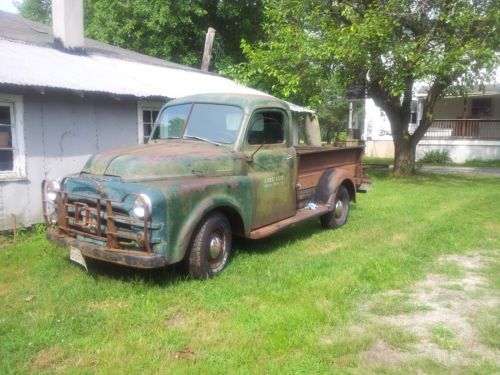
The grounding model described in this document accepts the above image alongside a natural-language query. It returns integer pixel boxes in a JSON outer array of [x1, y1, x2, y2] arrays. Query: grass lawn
[[363, 156, 500, 169], [1, 171, 499, 374]]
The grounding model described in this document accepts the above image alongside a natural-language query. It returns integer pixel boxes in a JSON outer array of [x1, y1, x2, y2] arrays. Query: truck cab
[[44, 93, 369, 278]]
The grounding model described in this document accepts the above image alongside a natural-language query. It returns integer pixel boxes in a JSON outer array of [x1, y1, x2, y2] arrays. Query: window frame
[[137, 101, 165, 144], [244, 109, 287, 147], [470, 97, 492, 118], [0, 93, 25, 180]]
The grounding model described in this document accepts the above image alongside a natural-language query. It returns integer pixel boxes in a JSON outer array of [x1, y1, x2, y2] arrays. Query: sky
[[0, 0, 18, 13]]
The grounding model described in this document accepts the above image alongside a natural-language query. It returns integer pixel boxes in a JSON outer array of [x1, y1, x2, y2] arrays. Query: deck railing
[[422, 119, 500, 140]]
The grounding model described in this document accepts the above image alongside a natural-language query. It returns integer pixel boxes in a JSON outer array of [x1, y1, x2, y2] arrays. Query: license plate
[[70, 246, 88, 271]]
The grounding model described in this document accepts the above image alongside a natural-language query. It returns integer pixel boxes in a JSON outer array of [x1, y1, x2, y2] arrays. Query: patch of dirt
[[88, 300, 128, 311], [391, 233, 407, 244], [360, 339, 410, 366], [29, 347, 64, 372], [309, 243, 343, 255], [165, 314, 185, 327], [359, 251, 500, 368]]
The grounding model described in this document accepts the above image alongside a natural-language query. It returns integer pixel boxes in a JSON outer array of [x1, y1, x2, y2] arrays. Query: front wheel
[[187, 212, 232, 279], [320, 185, 350, 229]]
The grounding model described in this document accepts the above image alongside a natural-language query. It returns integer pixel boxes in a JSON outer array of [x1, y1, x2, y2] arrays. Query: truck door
[[244, 109, 297, 228]]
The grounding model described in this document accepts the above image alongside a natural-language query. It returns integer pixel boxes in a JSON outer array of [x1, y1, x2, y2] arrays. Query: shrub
[[418, 149, 453, 164]]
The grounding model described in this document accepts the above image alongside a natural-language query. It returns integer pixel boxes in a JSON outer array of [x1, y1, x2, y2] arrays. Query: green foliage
[[17, 0, 264, 69], [419, 150, 453, 164], [232, 0, 499, 174], [15, 0, 50, 24]]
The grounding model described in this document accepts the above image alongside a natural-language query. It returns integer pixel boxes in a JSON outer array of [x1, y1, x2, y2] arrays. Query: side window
[[247, 111, 285, 145], [0, 104, 14, 172], [0, 94, 25, 179]]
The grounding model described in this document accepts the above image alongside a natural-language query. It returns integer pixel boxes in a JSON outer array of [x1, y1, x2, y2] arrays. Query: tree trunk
[[304, 114, 322, 146], [393, 135, 416, 176]]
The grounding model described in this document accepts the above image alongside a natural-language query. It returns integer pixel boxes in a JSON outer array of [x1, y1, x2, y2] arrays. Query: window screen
[[0, 105, 13, 171], [471, 98, 492, 117], [248, 111, 285, 145]]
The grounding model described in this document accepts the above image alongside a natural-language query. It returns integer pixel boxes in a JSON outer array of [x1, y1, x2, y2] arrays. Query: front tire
[[188, 212, 232, 279], [320, 185, 350, 229]]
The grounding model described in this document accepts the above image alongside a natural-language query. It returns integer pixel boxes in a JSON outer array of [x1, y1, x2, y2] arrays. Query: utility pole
[[201, 27, 216, 71]]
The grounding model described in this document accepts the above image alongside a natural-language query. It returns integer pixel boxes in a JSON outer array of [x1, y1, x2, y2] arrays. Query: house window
[[0, 105, 14, 171], [142, 109, 159, 143], [410, 100, 417, 124], [137, 101, 165, 144], [0, 94, 25, 179], [471, 98, 492, 117]]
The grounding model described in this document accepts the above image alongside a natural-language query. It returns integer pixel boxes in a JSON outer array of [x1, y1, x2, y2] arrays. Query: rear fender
[[314, 168, 356, 205]]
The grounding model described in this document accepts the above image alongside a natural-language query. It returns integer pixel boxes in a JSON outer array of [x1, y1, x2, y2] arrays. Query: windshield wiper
[[183, 135, 221, 147]]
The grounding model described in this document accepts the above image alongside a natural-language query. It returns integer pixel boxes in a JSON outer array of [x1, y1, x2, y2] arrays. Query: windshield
[[151, 103, 243, 144]]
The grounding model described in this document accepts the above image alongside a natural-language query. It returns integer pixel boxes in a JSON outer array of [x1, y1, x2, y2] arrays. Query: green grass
[[363, 157, 500, 168], [363, 157, 394, 165], [462, 159, 500, 168], [430, 326, 460, 350], [369, 294, 431, 316], [1, 172, 500, 374]]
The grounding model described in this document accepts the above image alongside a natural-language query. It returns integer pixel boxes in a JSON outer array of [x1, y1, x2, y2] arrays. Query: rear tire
[[188, 212, 232, 279], [320, 185, 350, 229]]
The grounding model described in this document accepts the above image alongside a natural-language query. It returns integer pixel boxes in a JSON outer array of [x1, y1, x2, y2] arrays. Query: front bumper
[[47, 228, 167, 269]]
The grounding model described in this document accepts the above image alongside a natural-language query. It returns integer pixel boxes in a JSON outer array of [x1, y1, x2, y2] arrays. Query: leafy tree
[[231, 0, 498, 175], [15, 0, 50, 24], [17, 0, 264, 69]]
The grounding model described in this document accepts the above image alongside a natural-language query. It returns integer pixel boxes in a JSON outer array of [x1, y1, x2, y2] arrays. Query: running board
[[248, 204, 332, 240]]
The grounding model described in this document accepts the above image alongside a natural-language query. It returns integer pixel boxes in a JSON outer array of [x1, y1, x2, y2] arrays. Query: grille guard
[[42, 175, 153, 255]]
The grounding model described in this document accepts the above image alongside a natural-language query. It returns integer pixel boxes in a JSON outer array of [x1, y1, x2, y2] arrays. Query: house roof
[[0, 11, 312, 113], [414, 65, 500, 98]]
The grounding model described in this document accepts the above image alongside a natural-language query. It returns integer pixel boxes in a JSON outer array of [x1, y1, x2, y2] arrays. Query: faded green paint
[[47, 93, 364, 268], [57, 93, 293, 265]]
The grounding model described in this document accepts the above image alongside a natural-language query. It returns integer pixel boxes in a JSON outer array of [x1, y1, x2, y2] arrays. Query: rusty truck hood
[[82, 140, 245, 181]]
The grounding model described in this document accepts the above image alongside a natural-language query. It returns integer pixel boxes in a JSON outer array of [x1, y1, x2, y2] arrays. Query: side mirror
[[246, 143, 266, 163]]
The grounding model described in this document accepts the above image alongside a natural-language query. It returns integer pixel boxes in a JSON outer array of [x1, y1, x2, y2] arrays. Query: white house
[[0, 4, 309, 231], [363, 67, 500, 162]]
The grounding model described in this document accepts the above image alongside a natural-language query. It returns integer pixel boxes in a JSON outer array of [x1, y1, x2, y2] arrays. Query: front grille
[[43, 177, 158, 254]]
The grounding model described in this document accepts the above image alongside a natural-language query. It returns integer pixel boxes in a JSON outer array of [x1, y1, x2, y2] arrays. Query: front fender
[[172, 195, 249, 263]]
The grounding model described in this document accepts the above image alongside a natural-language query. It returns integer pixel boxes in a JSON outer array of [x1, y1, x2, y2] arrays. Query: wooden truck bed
[[295, 146, 364, 209]]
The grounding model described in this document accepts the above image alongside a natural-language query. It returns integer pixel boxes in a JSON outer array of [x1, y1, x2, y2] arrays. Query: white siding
[[0, 91, 140, 230]]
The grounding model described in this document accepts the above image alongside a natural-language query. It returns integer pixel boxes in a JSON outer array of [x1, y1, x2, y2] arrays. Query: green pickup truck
[[43, 93, 370, 278]]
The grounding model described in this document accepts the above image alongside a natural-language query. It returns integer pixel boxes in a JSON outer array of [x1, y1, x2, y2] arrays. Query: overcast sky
[[0, 0, 18, 13]]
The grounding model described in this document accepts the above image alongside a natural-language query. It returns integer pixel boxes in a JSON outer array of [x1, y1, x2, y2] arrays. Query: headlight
[[132, 194, 152, 218], [46, 180, 60, 202]]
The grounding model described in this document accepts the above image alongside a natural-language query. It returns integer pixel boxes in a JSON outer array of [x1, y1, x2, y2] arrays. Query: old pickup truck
[[43, 93, 369, 278]]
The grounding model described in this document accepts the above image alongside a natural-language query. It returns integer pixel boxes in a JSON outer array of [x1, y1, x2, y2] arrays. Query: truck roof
[[165, 93, 292, 114]]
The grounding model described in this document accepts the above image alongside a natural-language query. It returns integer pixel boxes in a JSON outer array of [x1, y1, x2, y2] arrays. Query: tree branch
[[411, 78, 450, 144]]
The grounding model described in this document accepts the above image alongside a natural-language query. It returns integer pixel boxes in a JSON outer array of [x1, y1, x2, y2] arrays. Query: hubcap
[[334, 200, 343, 218], [209, 232, 224, 260]]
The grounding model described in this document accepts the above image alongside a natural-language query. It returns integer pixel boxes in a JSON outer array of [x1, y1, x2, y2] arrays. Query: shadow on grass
[[81, 257, 186, 286], [234, 217, 329, 255], [80, 216, 331, 286]]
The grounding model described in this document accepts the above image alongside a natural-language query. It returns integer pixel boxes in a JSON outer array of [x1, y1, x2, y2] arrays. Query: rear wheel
[[320, 185, 350, 229], [188, 212, 232, 279]]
